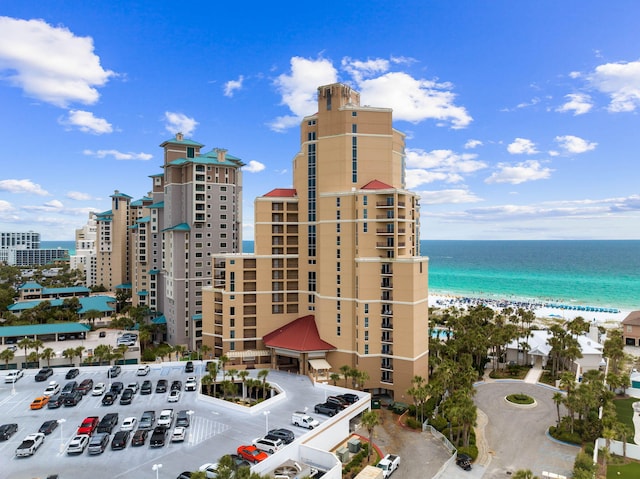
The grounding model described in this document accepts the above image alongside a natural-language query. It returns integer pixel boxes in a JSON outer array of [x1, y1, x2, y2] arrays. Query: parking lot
[[0, 364, 349, 479]]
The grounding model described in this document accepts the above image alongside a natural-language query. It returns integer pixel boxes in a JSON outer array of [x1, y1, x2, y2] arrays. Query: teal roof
[[148, 269, 160, 275], [131, 196, 152, 207], [115, 283, 132, 290], [162, 223, 190, 232], [111, 192, 132, 199], [160, 136, 204, 147], [192, 313, 202, 321], [8, 295, 115, 314], [149, 173, 163, 178], [137, 291, 148, 296], [151, 315, 166, 324], [42, 286, 90, 295], [167, 155, 244, 168], [0, 323, 91, 338], [19, 282, 43, 290], [137, 216, 151, 223], [149, 201, 164, 209]]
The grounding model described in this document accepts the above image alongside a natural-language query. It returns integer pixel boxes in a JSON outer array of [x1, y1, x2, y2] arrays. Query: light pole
[[57, 418, 66, 453], [263, 410, 271, 435], [11, 374, 16, 396], [187, 410, 195, 444], [152, 463, 163, 479]]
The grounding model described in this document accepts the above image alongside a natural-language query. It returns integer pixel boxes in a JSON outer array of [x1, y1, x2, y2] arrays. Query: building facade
[[70, 212, 98, 286], [203, 83, 429, 397], [0, 231, 68, 266]]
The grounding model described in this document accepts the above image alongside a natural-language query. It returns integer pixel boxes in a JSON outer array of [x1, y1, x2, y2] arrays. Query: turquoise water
[[50, 240, 639, 311]]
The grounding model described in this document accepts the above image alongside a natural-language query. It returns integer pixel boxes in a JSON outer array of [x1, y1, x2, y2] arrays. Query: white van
[[291, 412, 319, 429]]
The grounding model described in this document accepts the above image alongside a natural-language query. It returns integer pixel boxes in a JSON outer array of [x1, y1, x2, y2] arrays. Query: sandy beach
[[429, 293, 632, 328]]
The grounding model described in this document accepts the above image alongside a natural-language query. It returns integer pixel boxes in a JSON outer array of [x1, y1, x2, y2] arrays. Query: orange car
[[30, 396, 50, 410]]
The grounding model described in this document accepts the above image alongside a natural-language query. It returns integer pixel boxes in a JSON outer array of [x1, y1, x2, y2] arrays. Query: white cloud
[[357, 71, 472, 128], [587, 60, 640, 112], [0, 16, 115, 107], [243, 160, 266, 173], [485, 160, 553, 184], [406, 169, 462, 189], [83, 149, 153, 161], [341, 57, 390, 83], [269, 57, 338, 132], [464, 139, 483, 149], [63, 110, 113, 134], [556, 93, 593, 115], [0, 179, 49, 196], [0, 200, 14, 212], [507, 138, 538, 155], [404, 148, 487, 189], [417, 189, 483, 205], [164, 111, 198, 136], [66, 191, 95, 201], [224, 75, 244, 97], [555, 135, 597, 154]]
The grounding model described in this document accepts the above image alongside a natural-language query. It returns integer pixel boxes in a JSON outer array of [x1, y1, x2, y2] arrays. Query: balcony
[[381, 320, 393, 329]]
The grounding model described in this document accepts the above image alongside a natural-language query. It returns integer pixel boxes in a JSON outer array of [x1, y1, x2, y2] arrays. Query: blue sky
[[1, 1, 639, 240]]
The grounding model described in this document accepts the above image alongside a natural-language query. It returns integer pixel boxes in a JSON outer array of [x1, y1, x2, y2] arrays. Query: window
[[187, 147, 195, 158], [352, 111, 357, 117], [363, 223, 368, 233], [352, 124, 357, 133], [364, 344, 369, 355], [220, 196, 227, 201], [336, 198, 340, 207], [364, 317, 369, 328], [336, 326, 341, 336]]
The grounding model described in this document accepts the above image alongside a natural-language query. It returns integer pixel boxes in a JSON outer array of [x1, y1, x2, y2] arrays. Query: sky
[[0, 1, 639, 241]]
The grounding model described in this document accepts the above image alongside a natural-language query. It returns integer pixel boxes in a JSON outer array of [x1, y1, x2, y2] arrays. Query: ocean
[[45, 240, 640, 312]]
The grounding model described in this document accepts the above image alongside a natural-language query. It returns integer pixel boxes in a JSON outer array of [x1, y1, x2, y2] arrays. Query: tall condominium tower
[[203, 83, 429, 398], [70, 212, 98, 286]]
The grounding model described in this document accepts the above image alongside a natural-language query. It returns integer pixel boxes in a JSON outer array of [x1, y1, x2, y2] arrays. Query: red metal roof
[[263, 315, 336, 352], [263, 188, 297, 197], [361, 179, 393, 190]]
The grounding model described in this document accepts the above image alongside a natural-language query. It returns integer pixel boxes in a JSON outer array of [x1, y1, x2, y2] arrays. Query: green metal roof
[[7, 295, 116, 314], [149, 201, 164, 209], [137, 216, 151, 223], [111, 192, 133, 199], [137, 291, 148, 296], [162, 223, 190, 232], [160, 136, 204, 147], [192, 313, 202, 321], [0, 323, 91, 338], [115, 283, 132, 290], [42, 286, 90, 295], [167, 155, 244, 168], [151, 315, 166, 324], [131, 196, 152, 207], [148, 269, 160, 275], [19, 282, 43, 290]]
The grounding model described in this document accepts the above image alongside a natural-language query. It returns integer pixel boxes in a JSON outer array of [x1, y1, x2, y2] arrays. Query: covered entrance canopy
[[262, 315, 335, 376]]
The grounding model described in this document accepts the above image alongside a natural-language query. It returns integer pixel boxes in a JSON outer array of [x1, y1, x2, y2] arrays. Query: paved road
[[474, 381, 579, 478]]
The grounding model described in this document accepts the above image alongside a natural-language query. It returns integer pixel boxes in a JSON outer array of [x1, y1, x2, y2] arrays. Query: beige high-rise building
[[203, 83, 429, 398]]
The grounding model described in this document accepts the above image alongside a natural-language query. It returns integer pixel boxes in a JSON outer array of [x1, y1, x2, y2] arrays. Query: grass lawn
[[607, 461, 640, 478], [613, 397, 638, 444]]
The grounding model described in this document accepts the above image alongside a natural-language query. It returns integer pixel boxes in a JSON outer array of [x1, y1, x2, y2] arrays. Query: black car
[[314, 402, 341, 416], [131, 429, 148, 446], [62, 381, 78, 395], [155, 379, 168, 393], [63, 391, 82, 407], [171, 380, 182, 391], [139, 410, 156, 430], [456, 453, 472, 471], [99, 330, 106, 338], [177, 473, 192, 479], [267, 428, 295, 444], [35, 367, 54, 382], [119, 388, 134, 405], [101, 392, 117, 406], [111, 430, 130, 450], [77, 378, 94, 395], [185, 361, 194, 373], [140, 380, 153, 395], [65, 368, 79, 379], [225, 454, 252, 469], [108, 365, 121, 378], [326, 395, 348, 409], [88, 432, 110, 454], [110, 381, 124, 394], [96, 413, 119, 434], [150, 426, 167, 447], [47, 394, 64, 409], [0, 423, 18, 440], [338, 393, 360, 404], [38, 420, 58, 435]]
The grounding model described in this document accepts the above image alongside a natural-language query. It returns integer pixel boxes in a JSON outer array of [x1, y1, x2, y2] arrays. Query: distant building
[[70, 212, 98, 286], [622, 310, 640, 346], [0, 231, 68, 266]]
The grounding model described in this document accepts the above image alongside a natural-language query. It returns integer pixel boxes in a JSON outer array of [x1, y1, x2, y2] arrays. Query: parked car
[[157, 409, 174, 428], [61, 381, 78, 395], [267, 428, 295, 444], [16, 433, 45, 457], [108, 365, 121, 378], [77, 416, 99, 436], [225, 454, 252, 469], [199, 463, 220, 479], [155, 379, 168, 393], [237, 445, 268, 464], [338, 393, 360, 404], [92, 382, 106, 396], [171, 426, 186, 443], [101, 392, 117, 406], [141, 380, 153, 395], [252, 435, 283, 454], [126, 381, 140, 394], [185, 376, 197, 392], [111, 430, 130, 450], [121, 417, 137, 431], [119, 388, 134, 405], [110, 381, 124, 395], [376, 454, 401, 478], [96, 413, 119, 434], [291, 411, 319, 429], [137, 365, 150, 376], [139, 410, 156, 430], [63, 391, 82, 407], [185, 361, 194, 373], [99, 330, 106, 338], [38, 420, 58, 435], [131, 429, 148, 446], [326, 395, 349, 409], [171, 380, 182, 391], [77, 378, 94, 395], [0, 423, 18, 440], [43, 381, 60, 397], [66, 434, 90, 455], [65, 368, 79, 379], [30, 396, 50, 410], [456, 453, 472, 471], [47, 394, 64, 409], [150, 426, 168, 447], [176, 410, 190, 427], [168, 389, 181, 402], [314, 402, 341, 416], [35, 368, 53, 382], [88, 432, 110, 455], [4, 370, 24, 383]]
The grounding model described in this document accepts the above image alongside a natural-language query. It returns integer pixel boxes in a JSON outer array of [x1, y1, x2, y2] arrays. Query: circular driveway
[[475, 381, 579, 478]]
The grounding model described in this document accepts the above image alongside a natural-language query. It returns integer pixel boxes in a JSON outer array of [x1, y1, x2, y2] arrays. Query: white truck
[[15, 433, 45, 457], [355, 465, 384, 479], [376, 454, 400, 478], [291, 411, 320, 429]]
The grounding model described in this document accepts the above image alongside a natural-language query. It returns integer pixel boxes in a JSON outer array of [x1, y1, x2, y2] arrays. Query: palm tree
[[84, 309, 103, 326], [201, 373, 213, 395], [62, 347, 76, 365], [219, 354, 229, 378], [18, 337, 33, 360], [200, 344, 212, 361], [340, 364, 351, 387], [40, 347, 55, 367], [552, 392, 564, 427], [94, 344, 112, 365], [31, 339, 44, 358], [361, 410, 380, 461], [0, 348, 15, 369], [27, 351, 40, 366], [74, 346, 85, 365], [330, 373, 340, 386], [238, 370, 249, 399], [173, 344, 186, 361], [258, 369, 269, 398], [512, 470, 538, 479]]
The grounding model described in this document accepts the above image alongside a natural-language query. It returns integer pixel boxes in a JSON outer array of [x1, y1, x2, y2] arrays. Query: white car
[[126, 382, 140, 394], [121, 417, 137, 431], [199, 463, 220, 479], [252, 435, 283, 454], [66, 434, 90, 455], [43, 381, 60, 397], [92, 382, 106, 396], [157, 409, 174, 428], [136, 365, 150, 376], [185, 376, 197, 391], [4, 369, 24, 383], [171, 426, 186, 443], [168, 389, 181, 402]]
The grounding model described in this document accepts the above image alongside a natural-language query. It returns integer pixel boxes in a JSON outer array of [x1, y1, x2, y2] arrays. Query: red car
[[77, 416, 99, 435], [237, 444, 268, 464]]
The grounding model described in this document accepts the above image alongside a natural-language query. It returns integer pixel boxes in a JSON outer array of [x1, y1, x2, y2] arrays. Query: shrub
[[142, 349, 156, 362], [405, 417, 422, 429], [457, 445, 478, 460], [429, 416, 448, 432], [506, 393, 534, 405], [549, 426, 582, 445], [573, 451, 596, 473]]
